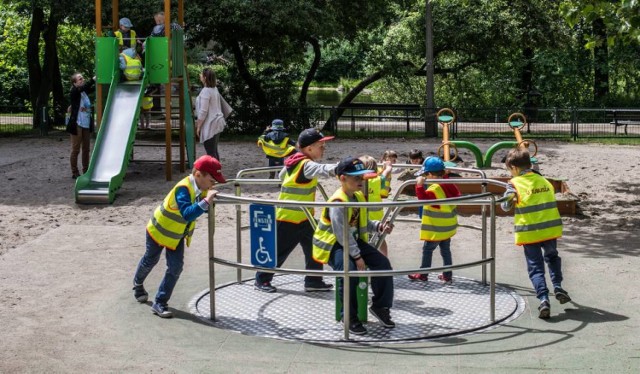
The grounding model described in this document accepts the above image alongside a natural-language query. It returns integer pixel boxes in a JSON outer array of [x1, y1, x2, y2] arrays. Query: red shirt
[[415, 175, 461, 209]]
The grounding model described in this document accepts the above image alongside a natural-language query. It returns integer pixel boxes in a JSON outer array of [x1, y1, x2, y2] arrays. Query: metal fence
[[0, 107, 37, 135], [2, 105, 640, 139]]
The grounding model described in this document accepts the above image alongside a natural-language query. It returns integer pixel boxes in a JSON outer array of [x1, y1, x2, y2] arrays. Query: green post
[[40, 107, 47, 136], [335, 277, 369, 322]]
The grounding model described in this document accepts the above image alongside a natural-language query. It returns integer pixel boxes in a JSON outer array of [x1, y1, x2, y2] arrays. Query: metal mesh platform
[[189, 274, 525, 344]]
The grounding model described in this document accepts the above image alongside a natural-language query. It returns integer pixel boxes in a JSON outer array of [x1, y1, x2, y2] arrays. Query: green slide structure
[[75, 34, 194, 203]]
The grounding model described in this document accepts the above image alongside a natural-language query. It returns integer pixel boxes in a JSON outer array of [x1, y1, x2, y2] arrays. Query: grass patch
[[573, 137, 640, 145]]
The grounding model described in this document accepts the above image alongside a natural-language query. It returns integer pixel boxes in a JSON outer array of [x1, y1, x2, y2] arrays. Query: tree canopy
[[2, 0, 640, 131]]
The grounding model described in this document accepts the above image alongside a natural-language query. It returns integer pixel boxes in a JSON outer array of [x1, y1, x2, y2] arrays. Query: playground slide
[[75, 77, 147, 204]]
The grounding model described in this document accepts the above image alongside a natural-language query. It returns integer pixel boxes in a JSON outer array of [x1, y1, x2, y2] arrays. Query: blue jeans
[[421, 238, 452, 278], [329, 240, 393, 321], [133, 232, 185, 306], [523, 239, 563, 300]]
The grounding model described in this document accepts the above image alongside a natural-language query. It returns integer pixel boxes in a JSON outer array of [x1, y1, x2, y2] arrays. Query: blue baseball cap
[[415, 156, 445, 176], [271, 119, 284, 130]]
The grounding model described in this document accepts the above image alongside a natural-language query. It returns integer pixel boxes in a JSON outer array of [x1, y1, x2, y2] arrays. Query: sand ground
[[0, 135, 638, 372]]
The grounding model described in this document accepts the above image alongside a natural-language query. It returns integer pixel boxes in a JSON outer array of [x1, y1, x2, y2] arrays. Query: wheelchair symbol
[[254, 237, 273, 265]]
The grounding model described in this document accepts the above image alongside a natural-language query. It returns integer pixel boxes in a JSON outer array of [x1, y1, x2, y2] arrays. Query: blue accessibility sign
[[249, 204, 277, 268]]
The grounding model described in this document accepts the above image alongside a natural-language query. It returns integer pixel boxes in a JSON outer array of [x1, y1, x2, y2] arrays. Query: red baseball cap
[[194, 155, 227, 183]]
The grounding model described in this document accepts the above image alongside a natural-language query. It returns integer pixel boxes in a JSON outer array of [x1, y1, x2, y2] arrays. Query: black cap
[[297, 128, 334, 149], [335, 157, 374, 176]]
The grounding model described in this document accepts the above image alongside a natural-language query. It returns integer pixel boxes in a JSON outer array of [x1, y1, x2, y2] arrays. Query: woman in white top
[[195, 68, 232, 160]]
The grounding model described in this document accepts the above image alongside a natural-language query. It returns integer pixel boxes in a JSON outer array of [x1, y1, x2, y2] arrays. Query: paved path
[[0, 219, 637, 373]]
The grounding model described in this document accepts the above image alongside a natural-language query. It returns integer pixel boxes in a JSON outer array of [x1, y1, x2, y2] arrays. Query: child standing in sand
[[501, 148, 571, 319]]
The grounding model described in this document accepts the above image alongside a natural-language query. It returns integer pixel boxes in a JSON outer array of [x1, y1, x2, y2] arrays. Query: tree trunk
[[52, 46, 66, 127], [322, 70, 385, 131], [229, 38, 269, 109], [520, 47, 534, 102], [27, 7, 44, 129], [592, 18, 609, 104], [34, 13, 59, 131], [299, 37, 321, 106]]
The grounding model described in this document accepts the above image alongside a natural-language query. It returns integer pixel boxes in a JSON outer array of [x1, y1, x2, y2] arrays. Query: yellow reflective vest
[[121, 53, 142, 81], [365, 176, 384, 221], [141, 96, 153, 110], [378, 166, 391, 198], [276, 158, 317, 223], [146, 176, 206, 249], [115, 29, 137, 49], [510, 172, 562, 245], [420, 184, 458, 241], [257, 135, 295, 158], [312, 189, 369, 264]]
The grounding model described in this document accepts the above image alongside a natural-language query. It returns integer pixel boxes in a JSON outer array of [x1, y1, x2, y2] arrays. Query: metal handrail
[[208, 168, 505, 340]]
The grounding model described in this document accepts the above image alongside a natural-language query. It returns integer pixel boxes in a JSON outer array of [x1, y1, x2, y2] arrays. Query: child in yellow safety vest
[[408, 156, 461, 284], [139, 85, 158, 129], [115, 17, 138, 51], [379, 149, 398, 198], [119, 47, 142, 81], [256, 119, 296, 178], [132, 155, 226, 318], [254, 128, 336, 293], [501, 148, 571, 319], [312, 156, 395, 335], [358, 155, 392, 256]]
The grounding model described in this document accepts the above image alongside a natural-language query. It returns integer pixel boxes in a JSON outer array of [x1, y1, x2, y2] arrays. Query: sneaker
[[369, 306, 396, 328], [348, 320, 367, 335], [554, 287, 571, 304], [304, 281, 334, 292], [438, 274, 453, 284], [151, 303, 173, 318], [254, 281, 277, 293], [133, 284, 148, 303], [538, 300, 551, 319], [408, 273, 428, 281]]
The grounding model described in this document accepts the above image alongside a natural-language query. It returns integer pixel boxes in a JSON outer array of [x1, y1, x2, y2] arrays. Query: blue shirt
[[175, 175, 210, 222], [77, 92, 91, 129]]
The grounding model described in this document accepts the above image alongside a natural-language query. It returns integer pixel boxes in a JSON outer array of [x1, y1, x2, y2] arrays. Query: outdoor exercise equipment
[[439, 111, 538, 168], [435, 108, 459, 168], [76, 0, 196, 203], [197, 166, 517, 342]]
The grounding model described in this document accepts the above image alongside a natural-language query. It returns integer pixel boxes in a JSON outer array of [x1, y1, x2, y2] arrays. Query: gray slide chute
[[75, 80, 146, 203]]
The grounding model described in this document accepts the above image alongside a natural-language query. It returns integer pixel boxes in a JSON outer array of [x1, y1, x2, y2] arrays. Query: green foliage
[[0, 6, 31, 107], [57, 22, 96, 85], [3, 0, 640, 118], [366, 0, 635, 108], [0, 3, 94, 109], [561, 0, 640, 47], [185, 0, 391, 110], [312, 39, 368, 82]]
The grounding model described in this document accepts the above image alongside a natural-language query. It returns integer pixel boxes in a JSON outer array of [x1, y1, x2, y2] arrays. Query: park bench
[[339, 103, 423, 131], [607, 109, 640, 135]]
